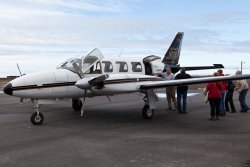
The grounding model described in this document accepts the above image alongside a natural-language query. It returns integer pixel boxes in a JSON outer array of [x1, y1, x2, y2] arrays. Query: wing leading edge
[[140, 74, 250, 89]]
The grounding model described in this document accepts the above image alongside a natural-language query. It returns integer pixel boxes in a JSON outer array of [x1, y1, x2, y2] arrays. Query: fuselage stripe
[[12, 78, 163, 91], [12, 82, 76, 91]]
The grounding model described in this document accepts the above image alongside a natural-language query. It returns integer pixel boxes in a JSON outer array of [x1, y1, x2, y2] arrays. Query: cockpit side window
[[131, 62, 142, 72], [102, 61, 113, 73], [58, 58, 82, 73], [116, 61, 128, 72], [58, 48, 104, 75]]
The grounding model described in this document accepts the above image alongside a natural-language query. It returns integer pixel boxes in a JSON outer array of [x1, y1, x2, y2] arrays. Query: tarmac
[[0, 83, 250, 167]]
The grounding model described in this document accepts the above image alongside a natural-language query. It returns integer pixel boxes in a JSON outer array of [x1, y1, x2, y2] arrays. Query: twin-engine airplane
[[3, 32, 250, 125]]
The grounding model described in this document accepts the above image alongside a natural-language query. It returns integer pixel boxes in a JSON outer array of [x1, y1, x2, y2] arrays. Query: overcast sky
[[0, 0, 250, 77]]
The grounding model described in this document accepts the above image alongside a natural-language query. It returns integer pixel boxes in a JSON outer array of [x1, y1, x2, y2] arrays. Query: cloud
[[0, 0, 250, 76]]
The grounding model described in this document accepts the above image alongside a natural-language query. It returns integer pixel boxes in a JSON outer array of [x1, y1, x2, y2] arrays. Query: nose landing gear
[[30, 112, 44, 125], [30, 99, 44, 125]]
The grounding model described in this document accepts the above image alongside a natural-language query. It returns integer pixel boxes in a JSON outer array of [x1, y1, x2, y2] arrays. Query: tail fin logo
[[162, 32, 184, 65]]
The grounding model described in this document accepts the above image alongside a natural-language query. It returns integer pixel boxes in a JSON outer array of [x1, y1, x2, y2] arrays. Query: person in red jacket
[[206, 72, 222, 120]]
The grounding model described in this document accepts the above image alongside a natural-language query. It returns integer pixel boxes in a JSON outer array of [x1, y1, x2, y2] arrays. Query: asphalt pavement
[[0, 85, 250, 167]]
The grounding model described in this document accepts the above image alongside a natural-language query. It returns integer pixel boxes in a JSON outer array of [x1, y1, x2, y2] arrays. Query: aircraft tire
[[72, 99, 82, 111], [142, 105, 154, 119], [30, 112, 44, 125]]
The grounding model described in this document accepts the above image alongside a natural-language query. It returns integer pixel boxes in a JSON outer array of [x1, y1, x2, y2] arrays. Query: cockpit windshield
[[58, 48, 104, 74], [57, 58, 82, 73]]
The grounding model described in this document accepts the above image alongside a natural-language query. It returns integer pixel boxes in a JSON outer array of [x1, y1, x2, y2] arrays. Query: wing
[[140, 74, 250, 89]]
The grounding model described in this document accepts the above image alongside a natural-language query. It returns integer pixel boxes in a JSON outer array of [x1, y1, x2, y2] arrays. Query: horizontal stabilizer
[[170, 64, 224, 74]]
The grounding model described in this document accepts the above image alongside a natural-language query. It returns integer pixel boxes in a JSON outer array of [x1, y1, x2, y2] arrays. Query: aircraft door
[[143, 55, 161, 75], [81, 48, 104, 74]]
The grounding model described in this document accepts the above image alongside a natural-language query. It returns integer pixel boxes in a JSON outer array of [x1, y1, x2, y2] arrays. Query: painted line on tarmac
[[0, 91, 3, 94]]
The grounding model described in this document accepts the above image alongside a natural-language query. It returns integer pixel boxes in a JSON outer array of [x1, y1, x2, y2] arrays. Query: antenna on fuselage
[[16, 63, 23, 76], [118, 49, 124, 57]]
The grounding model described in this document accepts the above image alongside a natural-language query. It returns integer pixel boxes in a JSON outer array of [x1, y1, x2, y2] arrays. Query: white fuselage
[[8, 56, 164, 99]]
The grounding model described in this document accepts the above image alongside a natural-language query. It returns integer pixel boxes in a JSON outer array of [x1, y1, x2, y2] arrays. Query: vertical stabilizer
[[162, 32, 184, 65]]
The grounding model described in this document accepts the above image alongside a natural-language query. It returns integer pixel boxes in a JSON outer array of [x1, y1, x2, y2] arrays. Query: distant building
[[6, 76, 19, 79]]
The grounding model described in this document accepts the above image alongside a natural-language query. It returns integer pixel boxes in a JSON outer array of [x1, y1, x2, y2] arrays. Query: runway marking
[[156, 93, 200, 98], [0, 91, 3, 94]]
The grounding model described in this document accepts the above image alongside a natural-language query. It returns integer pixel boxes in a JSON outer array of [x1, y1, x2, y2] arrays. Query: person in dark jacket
[[217, 69, 227, 116], [225, 80, 236, 113], [174, 68, 191, 114]]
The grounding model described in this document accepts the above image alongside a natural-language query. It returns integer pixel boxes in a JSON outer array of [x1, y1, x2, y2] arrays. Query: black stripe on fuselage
[[12, 78, 163, 91], [12, 82, 76, 91]]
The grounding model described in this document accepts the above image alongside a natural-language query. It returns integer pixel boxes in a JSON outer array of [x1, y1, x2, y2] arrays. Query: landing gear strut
[[30, 100, 44, 125], [142, 89, 156, 119]]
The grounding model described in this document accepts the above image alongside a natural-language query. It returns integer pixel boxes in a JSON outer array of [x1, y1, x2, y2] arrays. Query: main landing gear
[[72, 98, 86, 117], [29, 98, 86, 125], [30, 99, 44, 125], [142, 105, 154, 119], [72, 99, 82, 111], [142, 89, 156, 119]]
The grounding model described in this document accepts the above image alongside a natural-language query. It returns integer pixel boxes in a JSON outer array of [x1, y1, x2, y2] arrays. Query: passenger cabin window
[[131, 62, 142, 72], [116, 61, 128, 72], [102, 61, 113, 72]]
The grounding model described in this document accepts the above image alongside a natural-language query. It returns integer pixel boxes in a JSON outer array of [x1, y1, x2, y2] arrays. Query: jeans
[[219, 90, 226, 113], [225, 91, 236, 112], [177, 90, 187, 113], [239, 89, 249, 112]]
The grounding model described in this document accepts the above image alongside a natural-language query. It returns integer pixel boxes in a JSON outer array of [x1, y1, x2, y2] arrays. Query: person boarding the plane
[[174, 68, 191, 114], [162, 67, 177, 111]]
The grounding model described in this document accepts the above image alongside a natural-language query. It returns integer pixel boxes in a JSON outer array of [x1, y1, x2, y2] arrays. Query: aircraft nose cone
[[3, 83, 13, 96]]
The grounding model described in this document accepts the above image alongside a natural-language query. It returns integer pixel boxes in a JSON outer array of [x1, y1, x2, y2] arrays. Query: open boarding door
[[143, 55, 161, 76], [81, 48, 104, 75]]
